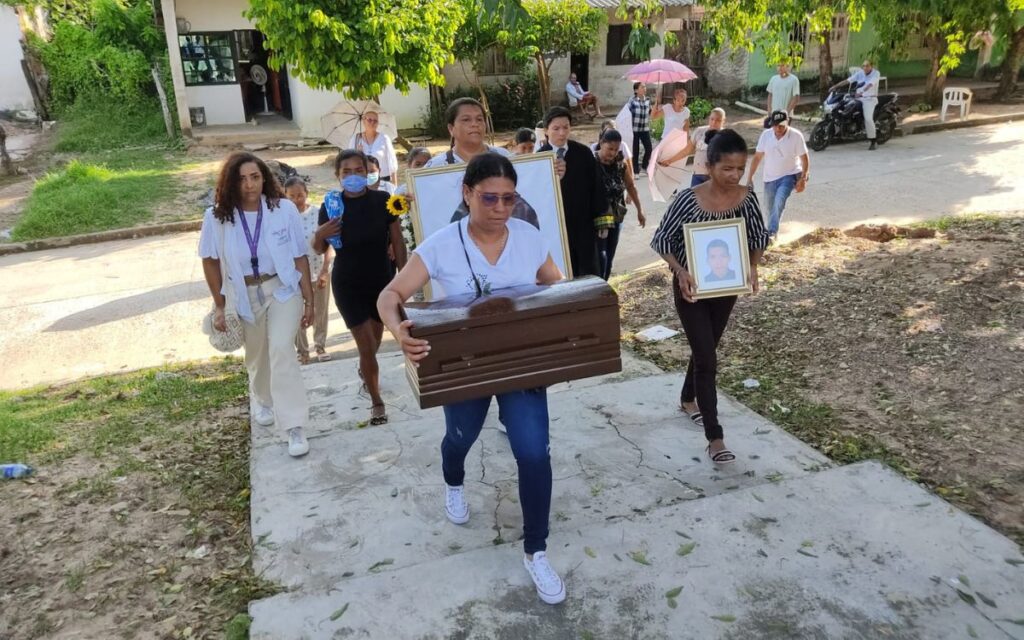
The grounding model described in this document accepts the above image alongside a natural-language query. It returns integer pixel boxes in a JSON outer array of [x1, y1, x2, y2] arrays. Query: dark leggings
[[672, 276, 737, 441], [632, 131, 652, 173], [597, 223, 622, 280]]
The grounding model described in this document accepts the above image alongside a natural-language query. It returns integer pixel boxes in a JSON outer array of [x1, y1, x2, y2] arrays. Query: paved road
[[2, 121, 1022, 389]]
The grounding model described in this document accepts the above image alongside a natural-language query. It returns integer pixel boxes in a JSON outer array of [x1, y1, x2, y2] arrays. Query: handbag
[[202, 219, 245, 352]]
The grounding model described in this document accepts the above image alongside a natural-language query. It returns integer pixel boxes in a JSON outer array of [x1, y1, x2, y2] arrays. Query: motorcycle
[[809, 82, 901, 152]]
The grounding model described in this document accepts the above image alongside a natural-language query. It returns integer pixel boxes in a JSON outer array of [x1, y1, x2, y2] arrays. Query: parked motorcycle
[[809, 82, 900, 152]]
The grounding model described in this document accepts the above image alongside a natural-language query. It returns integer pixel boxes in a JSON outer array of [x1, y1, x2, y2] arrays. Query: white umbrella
[[648, 128, 689, 203], [320, 99, 398, 149]]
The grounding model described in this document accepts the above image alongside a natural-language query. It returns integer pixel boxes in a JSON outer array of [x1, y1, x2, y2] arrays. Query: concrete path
[[2, 122, 1023, 389], [247, 351, 1024, 639]]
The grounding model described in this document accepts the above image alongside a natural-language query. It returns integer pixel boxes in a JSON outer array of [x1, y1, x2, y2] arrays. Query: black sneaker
[[869, 139, 877, 150]]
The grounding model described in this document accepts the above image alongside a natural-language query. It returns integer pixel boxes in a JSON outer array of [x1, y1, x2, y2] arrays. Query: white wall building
[[161, 0, 429, 139], [0, 5, 35, 113]]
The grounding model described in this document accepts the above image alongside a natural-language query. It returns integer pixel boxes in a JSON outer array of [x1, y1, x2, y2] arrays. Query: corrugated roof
[[586, 0, 693, 8]]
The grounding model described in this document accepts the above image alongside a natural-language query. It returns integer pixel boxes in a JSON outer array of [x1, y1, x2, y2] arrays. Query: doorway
[[570, 53, 590, 90], [235, 30, 293, 122]]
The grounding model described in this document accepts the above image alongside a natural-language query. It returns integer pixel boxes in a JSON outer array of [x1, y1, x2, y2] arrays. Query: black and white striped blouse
[[650, 188, 770, 270]]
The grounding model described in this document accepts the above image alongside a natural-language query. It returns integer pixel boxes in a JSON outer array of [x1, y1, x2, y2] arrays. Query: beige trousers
[[295, 283, 330, 354], [243, 277, 308, 431]]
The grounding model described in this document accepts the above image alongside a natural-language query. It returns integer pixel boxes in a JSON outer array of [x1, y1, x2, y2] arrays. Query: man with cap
[[746, 110, 809, 239]]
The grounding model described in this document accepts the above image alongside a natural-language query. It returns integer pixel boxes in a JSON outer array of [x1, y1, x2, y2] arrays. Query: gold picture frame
[[683, 217, 753, 300], [405, 151, 573, 300]]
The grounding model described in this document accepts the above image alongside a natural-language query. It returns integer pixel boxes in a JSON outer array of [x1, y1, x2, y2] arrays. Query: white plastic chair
[[940, 87, 973, 122]]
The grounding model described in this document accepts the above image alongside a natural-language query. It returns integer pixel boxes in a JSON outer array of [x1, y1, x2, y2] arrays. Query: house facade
[[160, 0, 430, 138]]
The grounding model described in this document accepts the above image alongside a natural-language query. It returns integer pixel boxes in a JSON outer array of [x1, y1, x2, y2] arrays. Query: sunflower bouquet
[[386, 194, 410, 217]]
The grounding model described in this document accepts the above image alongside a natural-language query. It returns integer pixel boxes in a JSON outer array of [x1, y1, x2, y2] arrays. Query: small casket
[[402, 276, 621, 409]]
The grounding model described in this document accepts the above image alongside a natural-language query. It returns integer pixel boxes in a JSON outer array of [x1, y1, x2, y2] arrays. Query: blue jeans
[[597, 223, 622, 280], [442, 388, 552, 554], [763, 173, 799, 236], [690, 174, 710, 187]]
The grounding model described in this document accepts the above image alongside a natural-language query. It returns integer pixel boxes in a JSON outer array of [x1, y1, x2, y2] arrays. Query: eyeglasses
[[473, 189, 518, 207], [364, 118, 378, 124]]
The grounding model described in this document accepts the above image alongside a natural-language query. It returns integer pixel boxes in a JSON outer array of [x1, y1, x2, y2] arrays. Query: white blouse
[[348, 132, 399, 178]]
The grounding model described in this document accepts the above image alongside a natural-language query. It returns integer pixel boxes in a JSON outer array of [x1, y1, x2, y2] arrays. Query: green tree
[[868, 0, 1001, 105], [699, 0, 866, 99], [995, 1, 1024, 99], [0, 0, 93, 24], [615, 0, 678, 62], [513, 0, 605, 108], [244, 0, 463, 99]]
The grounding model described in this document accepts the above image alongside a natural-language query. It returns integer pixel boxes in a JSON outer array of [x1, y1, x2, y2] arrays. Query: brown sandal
[[370, 403, 388, 425]]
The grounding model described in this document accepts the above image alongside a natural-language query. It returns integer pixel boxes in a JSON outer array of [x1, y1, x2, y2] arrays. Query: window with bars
[[179, 32, 238, 86]]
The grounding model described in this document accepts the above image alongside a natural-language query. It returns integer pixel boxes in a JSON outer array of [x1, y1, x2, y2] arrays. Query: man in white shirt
[[830, 59, 881, 150], [565, 73, 604, 118], [746, 110, 810, 238], [766, 62, 801, 116]]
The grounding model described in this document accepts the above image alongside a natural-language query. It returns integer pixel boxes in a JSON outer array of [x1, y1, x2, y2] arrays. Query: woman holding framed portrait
[[377, 153, 568, 606], [650, 129, 770, 464]]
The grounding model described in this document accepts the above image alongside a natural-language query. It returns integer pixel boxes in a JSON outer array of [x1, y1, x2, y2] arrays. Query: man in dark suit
[[538, 106, 607, 277]]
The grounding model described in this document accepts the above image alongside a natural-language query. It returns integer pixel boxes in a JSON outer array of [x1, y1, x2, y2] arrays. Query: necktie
[[556, 148, 565, 160]]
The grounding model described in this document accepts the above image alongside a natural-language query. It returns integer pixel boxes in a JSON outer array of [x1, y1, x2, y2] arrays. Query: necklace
[[468, 223, 509, 262]]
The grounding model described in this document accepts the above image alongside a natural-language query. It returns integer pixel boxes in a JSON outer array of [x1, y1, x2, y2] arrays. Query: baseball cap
[[769, 110, 789, 126]]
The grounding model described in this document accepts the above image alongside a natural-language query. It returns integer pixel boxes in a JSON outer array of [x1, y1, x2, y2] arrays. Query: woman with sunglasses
[[348, 110, 398, 183], [377, 153, 566, 605]]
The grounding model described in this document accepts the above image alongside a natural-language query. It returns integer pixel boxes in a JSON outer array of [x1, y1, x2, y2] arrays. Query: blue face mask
[[366, 172, 380, 185], [341, 175, 368, 192]]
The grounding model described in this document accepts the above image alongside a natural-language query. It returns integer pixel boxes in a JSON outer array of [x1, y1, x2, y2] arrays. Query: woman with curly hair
[[199, 152, 315, 457]]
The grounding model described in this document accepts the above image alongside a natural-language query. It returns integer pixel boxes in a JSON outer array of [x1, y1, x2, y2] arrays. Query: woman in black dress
[[314, 150, 407, 424], [650, 129, 770, 464]]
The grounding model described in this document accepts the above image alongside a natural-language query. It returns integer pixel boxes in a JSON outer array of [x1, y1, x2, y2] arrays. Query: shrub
[[688, 97, 714, 125], [425, 75, 543, 138]]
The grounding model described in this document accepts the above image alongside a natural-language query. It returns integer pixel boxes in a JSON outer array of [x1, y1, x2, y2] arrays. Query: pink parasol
[[647, 128, 690, 203], [623, 59, 698, 84]]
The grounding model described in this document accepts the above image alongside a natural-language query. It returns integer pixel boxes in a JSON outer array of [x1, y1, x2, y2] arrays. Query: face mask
[[341, 175, 368, 192], [366, 172, 380, 185]]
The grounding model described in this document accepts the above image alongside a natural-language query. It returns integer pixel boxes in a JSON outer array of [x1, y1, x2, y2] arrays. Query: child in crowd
[[284, 177, 332, 364], [514, 128, 537, 155], [367, 156, 397, 195]]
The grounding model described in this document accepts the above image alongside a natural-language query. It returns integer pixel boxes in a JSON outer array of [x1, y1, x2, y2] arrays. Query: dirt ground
[[0, 362, 271, 640], [616, 215, 1024, 546]]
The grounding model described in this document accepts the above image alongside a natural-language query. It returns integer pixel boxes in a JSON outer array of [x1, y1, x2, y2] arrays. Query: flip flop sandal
[[687, 411, 704, 427], [706, 445, 736, 465], [297, 352, 310, 365], [316, 350, 332, 362], [370, 403, 388, 426]]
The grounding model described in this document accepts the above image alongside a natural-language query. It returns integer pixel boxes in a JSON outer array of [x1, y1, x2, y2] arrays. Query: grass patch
[[54, 100, 178, 153], [0, 358, 279, 638], [10, 154, 182, 240], [910, 212, 1004, 231]]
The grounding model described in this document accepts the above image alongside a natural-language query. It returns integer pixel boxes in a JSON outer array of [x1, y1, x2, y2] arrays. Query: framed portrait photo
[[683, 217, 752, 299], [406, 151, 573, 300]]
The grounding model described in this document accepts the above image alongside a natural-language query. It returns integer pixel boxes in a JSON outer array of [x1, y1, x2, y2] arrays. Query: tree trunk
[[817, 31, 833, 101], [534, 53, 550, 111], [995, 25, 1024, 100], [923, 35, 948, 106], [0, 124, 14, 176], [151, 63, 175, 138]]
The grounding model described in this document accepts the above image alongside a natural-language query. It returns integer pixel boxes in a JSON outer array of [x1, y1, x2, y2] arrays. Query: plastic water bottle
[[324, 191, 344, 250], [1, 464, 34, 479]]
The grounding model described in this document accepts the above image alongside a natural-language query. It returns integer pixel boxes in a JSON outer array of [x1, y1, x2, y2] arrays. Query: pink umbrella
[[624, 59, 698, 84]]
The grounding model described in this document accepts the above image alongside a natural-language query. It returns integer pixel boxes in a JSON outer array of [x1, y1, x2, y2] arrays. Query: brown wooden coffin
[[402, 276, 621, 409]]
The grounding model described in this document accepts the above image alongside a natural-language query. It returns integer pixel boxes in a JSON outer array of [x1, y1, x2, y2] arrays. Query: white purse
[[202, 220, 244, 352]]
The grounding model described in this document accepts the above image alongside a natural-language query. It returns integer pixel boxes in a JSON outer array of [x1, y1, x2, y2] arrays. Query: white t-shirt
[[414, 217, 549, 300], [348, 132, 399, 178], [848, 68, 881, 98], [424, 145, 512, 169], [661, 104, 690, 133], [756, 127, 809, 183], [767, 73, 801, 113]]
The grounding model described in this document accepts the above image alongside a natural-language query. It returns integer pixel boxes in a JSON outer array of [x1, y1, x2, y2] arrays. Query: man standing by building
[[766, 61, 801, 118], [746, 110, 809, 239], [830, 60, 881, 150], [628, 82, 653, 175], [566, 73, 604, 118]]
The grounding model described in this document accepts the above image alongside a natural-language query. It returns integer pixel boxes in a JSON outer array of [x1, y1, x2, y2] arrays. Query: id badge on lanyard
[[238, 200, 267, 305]]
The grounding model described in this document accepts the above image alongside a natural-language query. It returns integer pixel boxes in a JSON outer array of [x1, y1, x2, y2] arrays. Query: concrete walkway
[[247, 351, 1024, 639]]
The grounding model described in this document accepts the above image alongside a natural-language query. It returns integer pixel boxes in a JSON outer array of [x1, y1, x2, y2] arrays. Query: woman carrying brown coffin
[[377, 153, 568, 605]]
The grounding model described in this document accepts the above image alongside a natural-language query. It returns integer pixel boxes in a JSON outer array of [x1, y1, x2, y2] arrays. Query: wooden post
[[151, 63, 175, 138], [0, 124, 14, 176]]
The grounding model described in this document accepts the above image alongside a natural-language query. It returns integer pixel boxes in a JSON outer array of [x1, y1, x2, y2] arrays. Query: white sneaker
[[445, 485, 469, 524], [523, 551, 566, 605], [287, 427, 309, 457], [253, 404, 275, 426]]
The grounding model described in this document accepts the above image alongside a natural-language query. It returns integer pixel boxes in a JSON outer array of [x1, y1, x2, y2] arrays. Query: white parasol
[[320, 99, 398, 149], [647, 128, 690, 203]]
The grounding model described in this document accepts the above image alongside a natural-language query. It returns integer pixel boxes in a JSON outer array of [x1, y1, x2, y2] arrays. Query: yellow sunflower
[[386, 194, 410, 217]]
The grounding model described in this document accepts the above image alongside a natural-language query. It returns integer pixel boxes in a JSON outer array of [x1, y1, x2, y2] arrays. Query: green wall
[[744, 14, 979, 88]]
